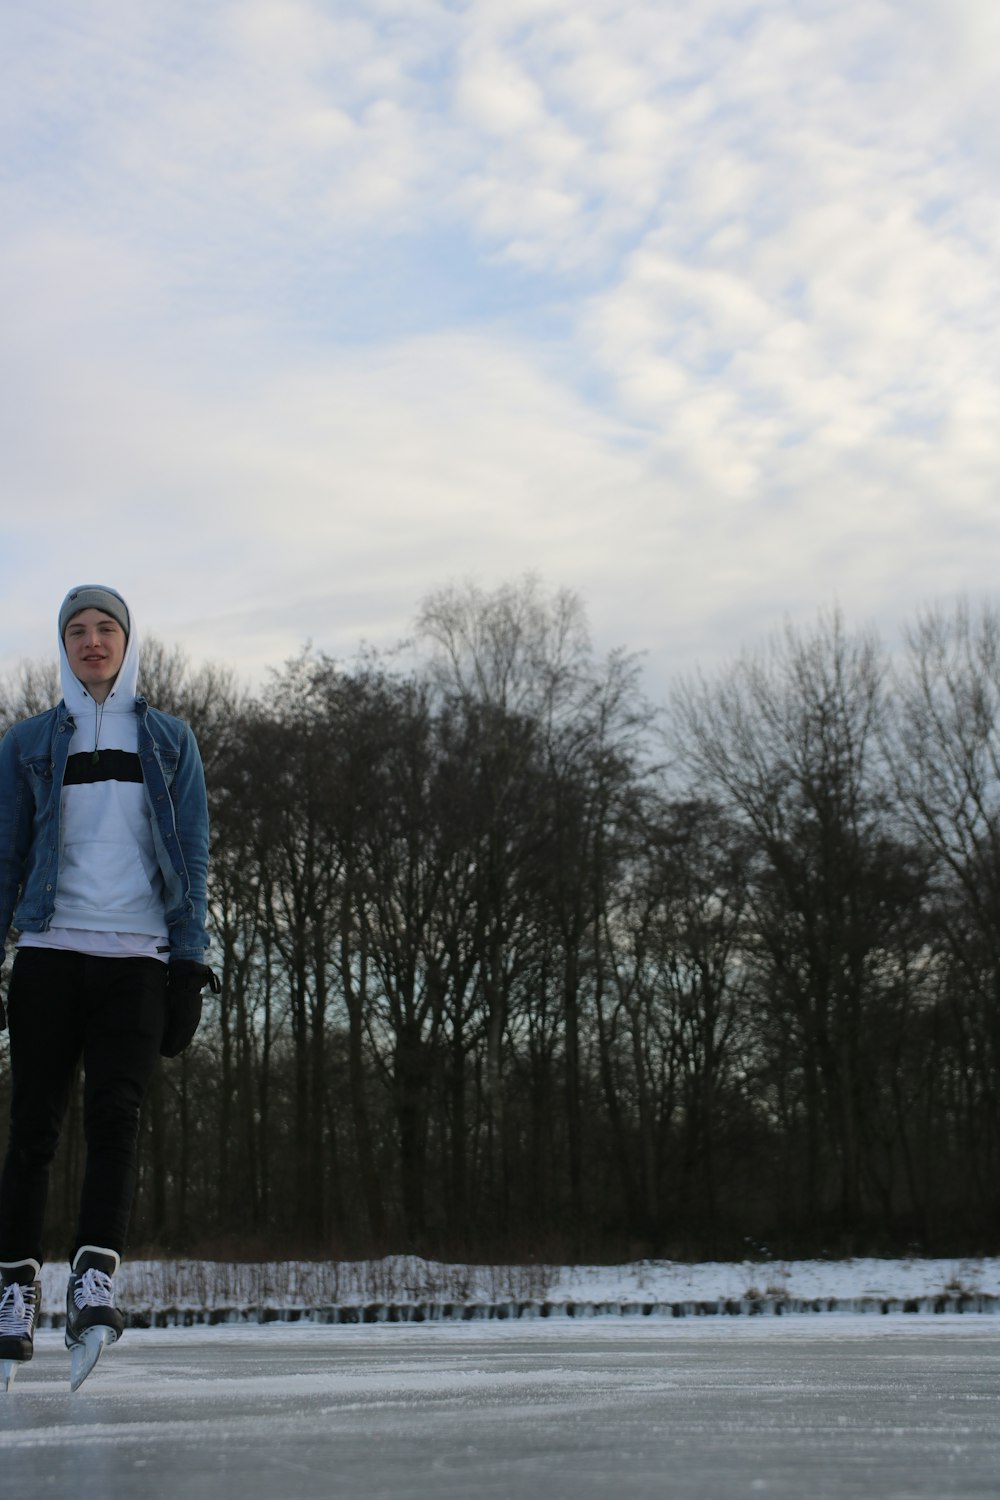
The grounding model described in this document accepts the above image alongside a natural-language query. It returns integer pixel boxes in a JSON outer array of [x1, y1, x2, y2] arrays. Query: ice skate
[[65, 1246, 125, 1391], [0, 1260, 42, 1391]]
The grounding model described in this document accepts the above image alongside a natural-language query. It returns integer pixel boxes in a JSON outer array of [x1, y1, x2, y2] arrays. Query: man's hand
[[161, 961, 220, 1058]]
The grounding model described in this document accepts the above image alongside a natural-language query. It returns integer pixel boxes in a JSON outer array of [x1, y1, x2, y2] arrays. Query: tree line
[[3, 580, 1000, 1263]]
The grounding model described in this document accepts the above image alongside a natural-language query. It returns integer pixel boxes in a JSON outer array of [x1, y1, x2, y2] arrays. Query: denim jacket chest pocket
[[24, 755, 56, 811], [156, 748, 178, 789]]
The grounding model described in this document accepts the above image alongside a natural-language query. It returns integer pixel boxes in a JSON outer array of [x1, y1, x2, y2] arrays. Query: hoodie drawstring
[[92, 698, 105, 764]]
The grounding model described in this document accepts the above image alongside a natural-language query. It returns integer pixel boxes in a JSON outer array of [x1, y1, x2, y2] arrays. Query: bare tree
[[891, 600, 1000, 1212], [672, 611, 924, 1245], [0, 659, 60, 732]]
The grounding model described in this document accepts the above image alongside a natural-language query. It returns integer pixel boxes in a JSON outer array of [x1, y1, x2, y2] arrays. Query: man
[[0, 585, 216, 1389]]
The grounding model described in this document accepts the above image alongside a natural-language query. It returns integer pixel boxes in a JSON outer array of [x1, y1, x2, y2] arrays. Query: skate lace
[[0, 1280, 37, 1336], [73, 1268, 116, 1310]]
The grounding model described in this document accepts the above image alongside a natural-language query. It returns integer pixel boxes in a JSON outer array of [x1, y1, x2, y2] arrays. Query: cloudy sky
[[3, 0, 998, 699]]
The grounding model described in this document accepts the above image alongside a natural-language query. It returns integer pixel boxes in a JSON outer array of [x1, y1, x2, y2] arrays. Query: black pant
[[0, 947, 167, 1267]]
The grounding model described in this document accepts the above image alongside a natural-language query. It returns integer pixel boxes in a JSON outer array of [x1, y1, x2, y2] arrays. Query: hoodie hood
[[58, 583, 139, 717]]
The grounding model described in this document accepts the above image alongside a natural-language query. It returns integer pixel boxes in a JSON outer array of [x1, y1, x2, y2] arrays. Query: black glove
[[161, 961, 220, 1058]]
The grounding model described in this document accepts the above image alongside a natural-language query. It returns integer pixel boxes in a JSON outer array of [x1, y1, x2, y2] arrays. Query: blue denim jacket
[[0, 697, 210, 965]]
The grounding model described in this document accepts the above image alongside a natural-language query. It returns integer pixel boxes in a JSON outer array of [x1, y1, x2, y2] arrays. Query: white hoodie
[[19, 586, 169, 960]]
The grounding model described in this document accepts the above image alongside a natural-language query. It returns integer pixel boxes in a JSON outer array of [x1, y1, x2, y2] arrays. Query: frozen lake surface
[[2, 1318, 999, 1499]]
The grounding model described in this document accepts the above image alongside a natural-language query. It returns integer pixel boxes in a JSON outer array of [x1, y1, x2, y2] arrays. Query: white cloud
[[455, 48, 547, 137]]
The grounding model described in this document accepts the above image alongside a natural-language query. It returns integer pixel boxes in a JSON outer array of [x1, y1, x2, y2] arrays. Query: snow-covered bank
[[32, 1255, 1000, 1325], [551, 1256, 1000, 1303]]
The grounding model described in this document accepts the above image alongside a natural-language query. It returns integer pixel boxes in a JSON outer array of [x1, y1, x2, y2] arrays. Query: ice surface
[[1, 1319, 999, 1499]]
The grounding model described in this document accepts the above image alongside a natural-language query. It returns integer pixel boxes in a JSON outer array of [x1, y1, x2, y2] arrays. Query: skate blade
[[69, 1326, 117, 1392], [0, 1358, 20, 1392]]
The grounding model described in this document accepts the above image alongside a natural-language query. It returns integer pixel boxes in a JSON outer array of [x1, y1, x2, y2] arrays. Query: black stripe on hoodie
[[63, 749, 144, 786]]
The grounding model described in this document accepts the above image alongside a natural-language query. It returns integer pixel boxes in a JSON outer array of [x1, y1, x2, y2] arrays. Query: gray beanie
[[59, 586, 130, 640]]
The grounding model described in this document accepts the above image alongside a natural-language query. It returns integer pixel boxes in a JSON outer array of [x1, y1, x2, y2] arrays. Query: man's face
[[63, 608, 127, 699]]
